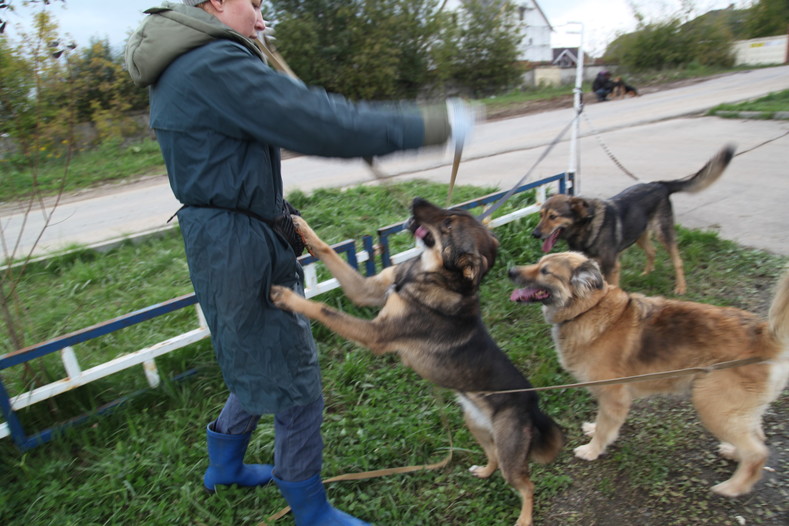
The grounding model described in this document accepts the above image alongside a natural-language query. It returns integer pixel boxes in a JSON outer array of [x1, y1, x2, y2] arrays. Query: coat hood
[[125, 2, 264, 87]]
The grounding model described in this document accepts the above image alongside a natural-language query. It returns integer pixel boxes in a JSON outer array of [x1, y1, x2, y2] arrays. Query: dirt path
[[538, 392, 788, 525]]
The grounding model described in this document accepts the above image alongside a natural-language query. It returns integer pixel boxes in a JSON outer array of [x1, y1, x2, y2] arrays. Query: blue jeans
[[596, 88, 611, 101], [213, 392, 324, 482]]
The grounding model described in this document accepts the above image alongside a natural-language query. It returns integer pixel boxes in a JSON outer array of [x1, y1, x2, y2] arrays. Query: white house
[[513, 0, 553, 62], [446, 0, 554, 63]]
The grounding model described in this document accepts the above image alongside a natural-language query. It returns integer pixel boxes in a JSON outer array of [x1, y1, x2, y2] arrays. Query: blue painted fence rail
[[0, 175, 569, 450]]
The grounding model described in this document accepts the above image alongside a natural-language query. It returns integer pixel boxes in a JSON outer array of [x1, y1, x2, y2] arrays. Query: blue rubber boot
[[274, 473, 371, 525], [203, 423, 273, 492]]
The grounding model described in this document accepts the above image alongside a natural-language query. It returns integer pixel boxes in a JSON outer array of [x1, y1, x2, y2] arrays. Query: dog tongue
[[510, 288, 536, 302], [542, 229, 561, 253], [510, 287, 550, 303], [415, 225, 428, 240]]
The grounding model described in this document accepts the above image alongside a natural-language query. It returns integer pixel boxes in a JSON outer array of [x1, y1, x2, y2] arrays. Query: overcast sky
[[4, 0, 746, 56]]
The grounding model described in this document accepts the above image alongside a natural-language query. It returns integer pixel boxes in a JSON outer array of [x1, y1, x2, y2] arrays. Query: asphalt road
[[2, 65, 789, 260]]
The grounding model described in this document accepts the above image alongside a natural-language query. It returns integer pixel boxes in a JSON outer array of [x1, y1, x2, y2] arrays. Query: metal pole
[[567, 22, 584, 195]]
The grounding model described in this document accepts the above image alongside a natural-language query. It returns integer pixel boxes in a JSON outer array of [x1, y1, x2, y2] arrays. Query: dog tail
[[528, 405, 564, 464], [769, 267, 789, 351], [661, 144, 735, 194]]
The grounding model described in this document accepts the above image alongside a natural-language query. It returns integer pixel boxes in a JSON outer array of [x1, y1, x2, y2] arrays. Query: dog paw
[[582, 422, 596, 437], [291, 215, 309, 235], [270, 285, 294, 309], [673, 283, 687, 295], [469, 464, 496, 479], [711, 479, 748, 498], [574, 444, 602, 461], [291, 216, 318, 250]]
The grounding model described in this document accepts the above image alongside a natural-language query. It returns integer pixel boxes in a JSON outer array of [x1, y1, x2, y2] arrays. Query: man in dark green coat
[[126, 1, 473, 523]]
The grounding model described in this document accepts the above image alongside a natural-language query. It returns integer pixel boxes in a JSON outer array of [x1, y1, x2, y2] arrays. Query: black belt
[[168, 203, 305, 256], [168, 204, 275, 227]]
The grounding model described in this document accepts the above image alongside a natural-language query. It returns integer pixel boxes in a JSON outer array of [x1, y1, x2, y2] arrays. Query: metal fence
[[0, 174, 569, 450]]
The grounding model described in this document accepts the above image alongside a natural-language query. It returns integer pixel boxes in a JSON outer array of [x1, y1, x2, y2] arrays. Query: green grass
[[0, 138, 165, 203], [708, 89, 789, 117], [1, 181, 787, 525]]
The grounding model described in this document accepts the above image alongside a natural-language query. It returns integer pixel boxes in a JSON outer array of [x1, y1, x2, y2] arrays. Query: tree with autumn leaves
[[0, 2, 147, 157]]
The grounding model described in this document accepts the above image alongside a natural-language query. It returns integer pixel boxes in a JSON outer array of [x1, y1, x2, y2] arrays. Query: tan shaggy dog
[[509, 252, 789, 497]]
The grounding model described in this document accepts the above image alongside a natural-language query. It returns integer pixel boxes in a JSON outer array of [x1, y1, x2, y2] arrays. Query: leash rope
[[254, 36, 410, 200], [581, 112, 640, 182], [477, 356, 766, 396], [581, 116, 789, 184], [477, 111, 581, 222], [260, 355, 767, 523], [261, 451, 455, 524], [734, 130, 789, 157], [248, 52, 782, 508], [253, 36, 298, 80], [256, 35, 470, 209], [446, 144, 464, 206], [261, 389, 455, 524]]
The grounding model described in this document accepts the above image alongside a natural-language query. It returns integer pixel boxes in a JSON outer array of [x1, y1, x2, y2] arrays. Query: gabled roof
[[552, 48, 579, 66], [529, 0, 554, 32], [553, 47, 578, 61], [451, 0, 554, 31]]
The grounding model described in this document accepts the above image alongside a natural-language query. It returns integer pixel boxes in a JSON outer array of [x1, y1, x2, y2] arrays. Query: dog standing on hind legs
[[271, 198, 563, 526], [532, 144, 735, 294], [509, 251, 789, 497]]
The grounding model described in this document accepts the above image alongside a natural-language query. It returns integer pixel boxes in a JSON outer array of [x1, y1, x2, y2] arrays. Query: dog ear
[[571, 259, 604, 295], [457, 252, 492, 286], [461, 230, 499, 284], [482, 234, 499, 272], [569, 197, 592, 220], [462, 264, 478, 283]]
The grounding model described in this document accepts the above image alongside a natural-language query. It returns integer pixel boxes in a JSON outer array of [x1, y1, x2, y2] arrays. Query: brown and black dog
[[509, 251, 789, 497], [271, 198, 563, 526], [532, 145, 735, 294], [611, 77, 638, 99]]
